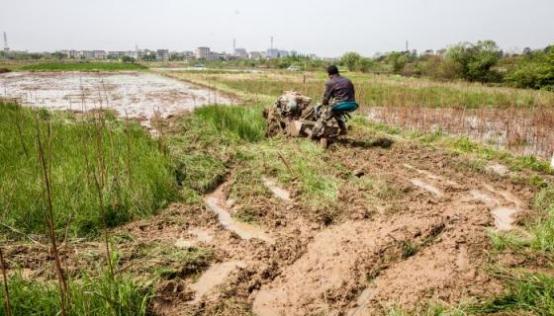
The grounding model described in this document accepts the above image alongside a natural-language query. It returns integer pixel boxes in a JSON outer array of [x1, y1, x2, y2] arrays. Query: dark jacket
[[322, 75, 356, 105]]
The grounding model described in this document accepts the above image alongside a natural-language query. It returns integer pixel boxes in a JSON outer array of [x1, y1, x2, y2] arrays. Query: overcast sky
[[1, 0, 553, 57]]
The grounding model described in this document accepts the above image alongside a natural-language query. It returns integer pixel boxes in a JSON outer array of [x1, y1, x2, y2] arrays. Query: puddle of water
[[482, 184, 522, 208], [470, 189, 520, 231], [0, 72, 234, 127], [485, 163, 509, 176], [262, 177, 291, 202], [174, 239, 194, 249], [368, 106, 554, 159], [491, 207, 519, 231], [189, 228, 213, 243], [404, 164, 441, 180], [204, 185, 273, 243], [190, 261, 246, 303], [347, 288, 374, 316], [410, 178, 443, 197], [404, 164, 459, 187], [470, 190, 497, 208]]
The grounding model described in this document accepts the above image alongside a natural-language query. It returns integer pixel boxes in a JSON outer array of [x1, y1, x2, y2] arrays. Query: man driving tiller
[[319, 65, 359, 135]]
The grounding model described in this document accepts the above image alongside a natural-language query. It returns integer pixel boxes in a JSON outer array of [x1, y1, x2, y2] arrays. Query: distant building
[[93, 50, 107, 59], [108, 51, 124, 58], [266, 48, 280, 59], [233, 48, 248, 59], [266, 48, 289, 59], [279, 50, 290, 58], [61, 50, 77, 58], [82, 51, 95, 59], [249, 51, 264, 60], [107, 50, 136, 59], [195, 47, 211, 59], [208, 51, 224, 61], [156, 49, 169, 61]]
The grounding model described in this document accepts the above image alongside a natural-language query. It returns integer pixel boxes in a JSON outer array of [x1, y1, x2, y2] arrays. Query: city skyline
[[1, 0, 553, 57]]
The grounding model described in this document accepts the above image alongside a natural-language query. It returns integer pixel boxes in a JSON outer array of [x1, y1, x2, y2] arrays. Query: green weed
[[472, 273, 554, 315], [0, 103, 177, 237], [531, 186, 554, 252], [1, 269, 151, 316], [169, 104, 266, 194]]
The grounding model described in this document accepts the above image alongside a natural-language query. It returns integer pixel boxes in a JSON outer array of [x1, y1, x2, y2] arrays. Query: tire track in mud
[[4, 140, 535, 316], [252, 141, 533, 315], [203, 180, 274, 243]]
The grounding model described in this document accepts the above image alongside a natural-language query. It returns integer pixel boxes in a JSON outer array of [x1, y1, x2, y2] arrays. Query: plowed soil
[[3, 135, 537, 315]]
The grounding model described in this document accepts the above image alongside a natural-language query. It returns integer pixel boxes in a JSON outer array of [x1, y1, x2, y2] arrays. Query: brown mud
[[2, 136, 538, 315]]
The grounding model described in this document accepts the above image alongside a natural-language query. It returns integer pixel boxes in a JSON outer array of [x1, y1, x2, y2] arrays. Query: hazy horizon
[[1, 0, 553, 57]]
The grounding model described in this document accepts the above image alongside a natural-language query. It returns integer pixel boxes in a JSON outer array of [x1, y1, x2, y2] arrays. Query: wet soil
[[2, 136, 538, 315], [0, 71, 235, 127]]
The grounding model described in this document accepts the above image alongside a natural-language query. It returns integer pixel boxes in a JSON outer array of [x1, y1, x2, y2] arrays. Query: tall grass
[[0, 102, 177, 237], [34, 114, 69, 315], [0, 268, 151, 316], [169, 105, 265, 194], [531, 186, 554, 251]]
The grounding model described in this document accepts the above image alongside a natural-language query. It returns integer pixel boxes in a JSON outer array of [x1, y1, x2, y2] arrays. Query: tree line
[[339, 40, 554, 90]]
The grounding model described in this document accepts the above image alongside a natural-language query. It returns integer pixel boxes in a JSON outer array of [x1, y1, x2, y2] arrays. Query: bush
[[340, 52, 363, 72], [507, 47, 554, 90], [445, 40, 502, 82], [340, 52, 375, 73]]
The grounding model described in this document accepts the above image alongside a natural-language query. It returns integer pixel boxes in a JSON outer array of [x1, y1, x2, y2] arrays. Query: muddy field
[[0, 71, 234, 125], [3, 133, 541, 315], [368, 106, 554, 160], [2, 69, 553, 315]]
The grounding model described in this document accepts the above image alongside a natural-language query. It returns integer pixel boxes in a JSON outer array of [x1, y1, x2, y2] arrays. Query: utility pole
[[3, 32, 9, 53]]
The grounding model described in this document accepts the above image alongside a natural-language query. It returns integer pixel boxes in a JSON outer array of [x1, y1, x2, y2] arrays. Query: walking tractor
[[263, 91, 355, 147]]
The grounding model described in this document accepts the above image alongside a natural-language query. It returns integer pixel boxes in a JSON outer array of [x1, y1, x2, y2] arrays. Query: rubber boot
[[337, 117, 347, 136]]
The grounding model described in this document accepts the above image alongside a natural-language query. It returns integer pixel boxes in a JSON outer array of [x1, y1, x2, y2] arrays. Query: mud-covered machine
[[263, 91, 350, 145]]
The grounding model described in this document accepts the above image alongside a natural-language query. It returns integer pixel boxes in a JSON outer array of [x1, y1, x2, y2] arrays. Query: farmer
[[321, 65, 358, 135]]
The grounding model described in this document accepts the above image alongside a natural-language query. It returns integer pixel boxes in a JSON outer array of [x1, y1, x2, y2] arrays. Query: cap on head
[[327, 65, 339, 76]]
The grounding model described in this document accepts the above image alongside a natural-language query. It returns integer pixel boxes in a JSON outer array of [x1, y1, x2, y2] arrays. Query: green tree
[[507, 46, 554, 90], [358, 57, 375, 73], [121, 55, 136, 63], [340, 52, 362, 71], [385, 52, 411, 73], [446, 40, 502, 82]]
